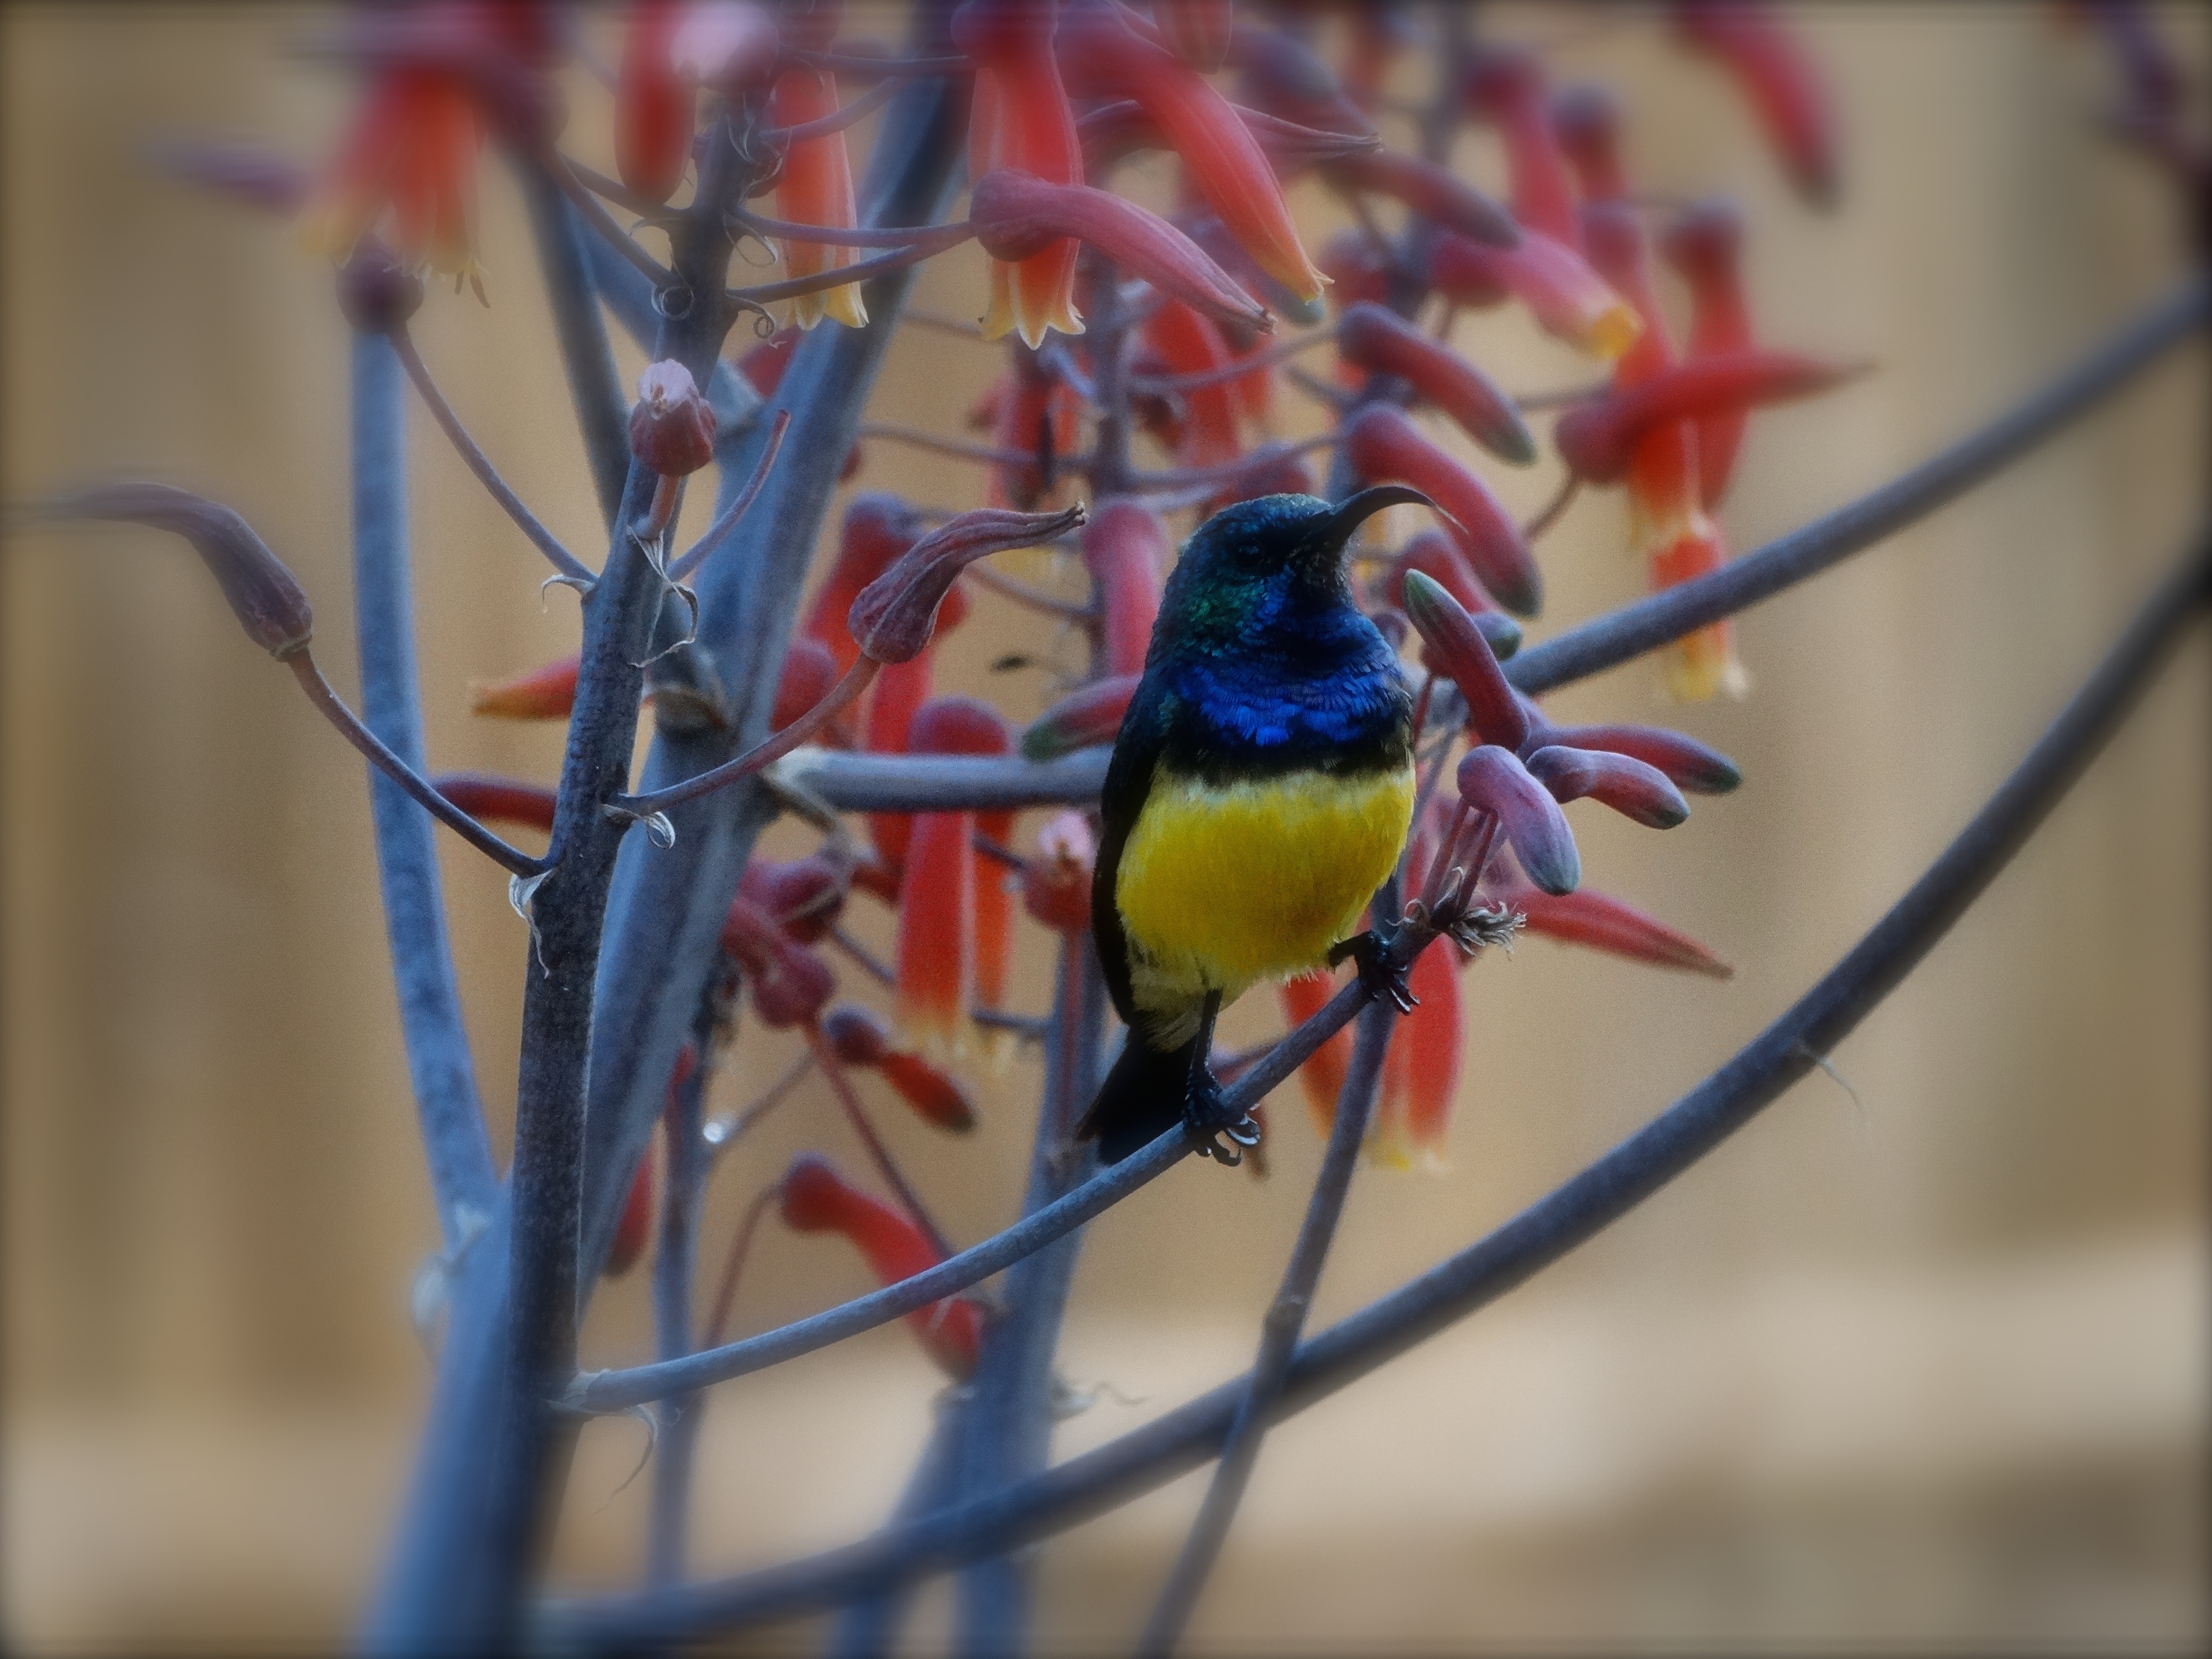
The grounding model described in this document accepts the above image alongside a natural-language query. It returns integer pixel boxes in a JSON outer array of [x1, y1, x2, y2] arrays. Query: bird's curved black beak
[[1322, 484, 1434, 550]]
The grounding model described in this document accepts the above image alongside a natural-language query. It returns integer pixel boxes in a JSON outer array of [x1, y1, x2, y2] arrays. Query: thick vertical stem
[[347, 328, 498, 1245], [518, 160, 633, 530], [1138, 994, 1400, 1655], [482, 116, 756, 1634]]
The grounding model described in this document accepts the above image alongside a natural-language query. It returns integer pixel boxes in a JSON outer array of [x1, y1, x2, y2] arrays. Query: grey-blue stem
[[517, 161, 632, 530], [347, 328, 497, 1246]]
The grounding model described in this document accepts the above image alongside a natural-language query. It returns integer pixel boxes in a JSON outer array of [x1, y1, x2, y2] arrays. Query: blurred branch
[[518, 163, 632, 529], [546, 526, 2212, 1646]]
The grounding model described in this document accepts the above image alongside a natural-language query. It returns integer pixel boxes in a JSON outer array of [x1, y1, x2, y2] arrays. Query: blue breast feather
[[1168, 604, 1407, 754]]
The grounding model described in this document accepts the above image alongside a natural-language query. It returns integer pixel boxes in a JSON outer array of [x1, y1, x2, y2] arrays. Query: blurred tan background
[[4, 2, 2207, 1652]]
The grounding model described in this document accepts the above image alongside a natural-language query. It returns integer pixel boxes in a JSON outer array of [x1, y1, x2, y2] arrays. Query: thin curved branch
[[560, 154, 675, 223], [290, 653, 551, 877], [759, 74, 904, 145], [389, 326, 598, 587], [729, 227, 978, 306], [546, 529, 2211, 1645], [667, 410, 791, 583], [611, 658, 881, 821], [543, 152, 678, 290], [1127, 329, 1337, 395], [733, 208, 971, 250], [963, 561, 1097, 623]]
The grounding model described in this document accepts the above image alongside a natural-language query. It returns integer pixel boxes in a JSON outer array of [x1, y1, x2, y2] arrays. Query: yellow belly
[[1115, 761, 1415, 1041]]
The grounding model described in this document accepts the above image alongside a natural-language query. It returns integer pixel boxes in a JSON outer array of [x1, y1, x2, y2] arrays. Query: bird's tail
[[1077, 1031, 1197, 1165]]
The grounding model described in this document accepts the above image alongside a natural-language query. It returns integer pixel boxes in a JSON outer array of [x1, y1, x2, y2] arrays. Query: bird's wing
[[1089, 679, 1171, 1031]]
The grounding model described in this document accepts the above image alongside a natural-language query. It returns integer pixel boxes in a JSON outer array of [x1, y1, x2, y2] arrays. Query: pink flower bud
[[1341, 404, 1541, 615], [1336, 302, 1535, 463], [429, 771, 558, 832], [1020, 673, 1140, 761], [779, 1153, 980, 1378], [739, 853, 846, 943], [1509, 883, 1733, 978], [720, 895, 836, 1029], [1082, 500, 1166, 677], [805, 494, 927, 675], [1398, 571, 1528, 750], [629, 359, 717, 477], [1426, 229, 1642, 362], [969, 169, 1271, 333], [1323, 150, 1518, 249], [470, 652, 578, 719], [1456, 745, 1580, 895], [1671, 1, 1840, 209], [1523, 744, 1691, 829], [1382, 527, 1495, 616], [847, 503, 1087, 666], [1021, 811, 1095, 933], [1551, 82, 1627, 206], [770, 637, 841, 734], [41, 483, 314, 660], [616, 0, 692, 204], [670, 1, 780, 91], [1539, 723, 1741, 794]]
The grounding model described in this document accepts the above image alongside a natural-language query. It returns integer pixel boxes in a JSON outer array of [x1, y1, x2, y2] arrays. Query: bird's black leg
[[1182, 989, 1260, 1165], [1329, 928, 1418, 1014]]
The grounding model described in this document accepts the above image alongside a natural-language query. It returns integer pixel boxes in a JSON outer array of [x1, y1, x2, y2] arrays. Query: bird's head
[[1173, 487, 1435, 606]]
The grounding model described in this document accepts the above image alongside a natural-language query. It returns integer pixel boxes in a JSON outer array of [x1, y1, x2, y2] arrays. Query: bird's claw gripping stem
[[1331, 928, 1417, 1014], [1183, 1070, 1261, 1165]]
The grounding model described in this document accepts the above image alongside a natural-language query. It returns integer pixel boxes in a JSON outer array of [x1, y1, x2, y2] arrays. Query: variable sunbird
[[1079, 488, 1433, 1164]]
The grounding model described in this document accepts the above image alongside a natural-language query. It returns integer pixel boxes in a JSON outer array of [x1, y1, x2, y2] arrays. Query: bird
[[1079, 487, 1432, 1165]]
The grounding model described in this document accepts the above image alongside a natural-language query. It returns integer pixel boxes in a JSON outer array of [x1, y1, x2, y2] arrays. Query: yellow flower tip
[[1666, 633, 1749, 703], [1585, 302, 1645, 363], [1363, 1129, 1416, 1172], [1415, 1147, 1453, 1177]]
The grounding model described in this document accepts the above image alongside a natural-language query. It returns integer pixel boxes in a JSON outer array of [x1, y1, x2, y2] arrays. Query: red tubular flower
[[605, 1128, 658, 1275], [1662, 198, 1755, 508], [891, 697, 1009, 1054], [616, 0, 691, 204], [1671, 1, 1840, 209], [1425, 229, 1642, 362], [821, 1005, 978, 1131], [300, 63, 487, 285], [1368, 941, 1462, 1171], [1220, 320, 1276, 429], [1057, 7, 1326, 303], [958, 0, 1086, 347], [778, 1153, 980, 1379], [719, 894, 836, 1029], [1280, 966, 1354, 1136], [1021, 811, 1094, 933], [470, 652, 578, 719], [1552, 350, 1865, 485], [1336, 303, 1536, 465], [1524, 744, 1691, 830], [1457, 745, 1580, 895], [739, 853, 847, 944], [1551, 83, 1628, 207], [1082, 500, 1166, 677], [1079, 102, 1381, 184], [1381, 528, 1496, 618], [1399, 570, 1528, 749], [863, 654, 936, 875], [969, 169, 1271, 333], [1154, 0, 1234, 72], [806, 495, 928, 676], [771, 637, 842, 733], [1463, 46, 1577, 245], [1019, 672, 1140, 760], [1140, 301, 1245, 471], [430, 771, 558, 832], [1341, 404, 1541, 617], [981, 356, 1087, 511], [1204, 447, 1313, 516], [1582, 201, 1745, 700], [1509, 882, 1733, 978], [1322, 150, 1518, 249], [769, 7, 867, 328]]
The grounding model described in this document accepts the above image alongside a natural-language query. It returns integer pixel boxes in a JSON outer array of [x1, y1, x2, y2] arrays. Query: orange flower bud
[[1425, 230, 1642, 362], [820, 1005, 979, 1131], [629, 360, 718, 477], [1662, 197, 1756, 508], [720, 895, 836, 1029], [1140, 301, 1246, 471], [1551, 82, 1627, 206], [738, 853, 847, 943], [1463, 46, 1576, 244], [470, 652, 578, 719], [891, 698, 1011, 1053], [779, 1153, 980, 1378], [1341, 404, 1541, 616], [1323, 150, 1518, 249], [1021, 811, 1095, 933], [1552, 351, 1865, 485], [771, 637, 841, 733], [616, 0, 692, 204], [1671, 1, 1840, 209]]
